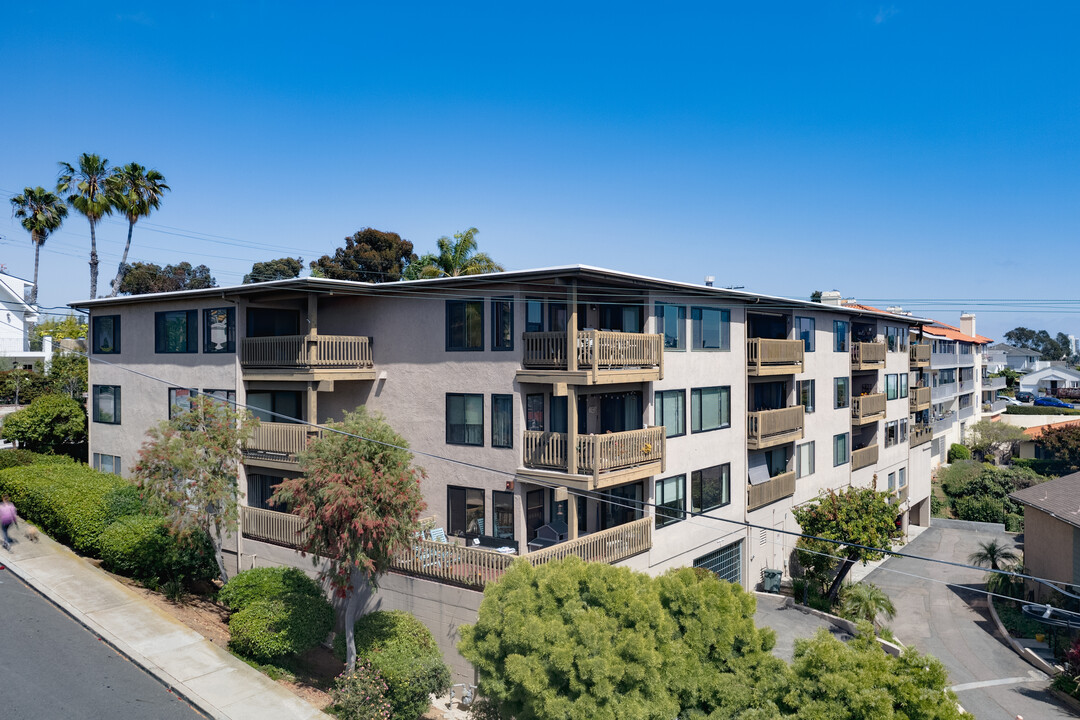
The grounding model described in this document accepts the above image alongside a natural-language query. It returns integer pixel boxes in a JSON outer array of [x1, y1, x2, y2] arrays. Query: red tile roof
[[1022, 418, 1080, 439]]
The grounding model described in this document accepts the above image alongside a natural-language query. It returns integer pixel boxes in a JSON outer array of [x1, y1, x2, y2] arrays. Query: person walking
[[0, 495, 17, 550]]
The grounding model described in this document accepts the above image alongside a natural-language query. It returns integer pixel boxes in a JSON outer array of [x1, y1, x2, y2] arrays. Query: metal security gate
[[694, 540, 743, 585]]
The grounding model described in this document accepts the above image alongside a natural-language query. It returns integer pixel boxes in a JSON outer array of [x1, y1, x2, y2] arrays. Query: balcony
[[909, 386, 932, 413], [958, 404, 975, 420], [747, 471, 796, 511], [957, 353, 975, 367], [240, 506, 309, 548], [520, 426, 665, 489], [243, 422, 322, 470], [852, 445, 879, 471], [747, 406, 804, 450], [851, 341, 886, 370], [932, 415, 954, 434], [518, 330, 663, 385], [746, 339, 804, 376], [959, 379, 974, 394], [851, 393, 886, 425], [931, 383, 956, 401], [911, 423, 933, 447], [891, 486, 909, 506], [240, 334, 375, 382], [982, 399, 1007, 414], [909, 343, 931, 367], [982, 375, 1006, 391]]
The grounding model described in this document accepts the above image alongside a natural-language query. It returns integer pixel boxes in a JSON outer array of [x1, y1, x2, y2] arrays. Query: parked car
[[1034, 396, 1074, 409], [997, 395, 1023, 406], [1016, 391, 1035, 403]]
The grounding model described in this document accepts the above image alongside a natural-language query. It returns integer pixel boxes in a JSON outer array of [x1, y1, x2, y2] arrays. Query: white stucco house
[[0, 272, 51, 369], [984, 342, 1040, 374], [1018, 365, 1080, 396]]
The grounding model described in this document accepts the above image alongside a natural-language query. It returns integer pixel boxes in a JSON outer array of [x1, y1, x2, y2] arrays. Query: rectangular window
[[247, 390, 301, 424], [203, 307, 235, 353], [246, 474, 282, 511], [835, 377, 849, 409], [526, 394, 544, 431], [492, 490, 514, 540], [834, 432, 849, 466], [204, 389, 236, 409], [93, 385, 121, 424], [796, 441, 815, 478], [525, 299, 544, 332], [447, 486, 485, 537], [691, 307, 730, 351], [656, 389, 686, 438], [550, 396, 568, 433], [834, 320, 849, 352], [168, 387, 196, 419], [491, 394, 513, 448], [93, 453, 121, 475], [656, 303, 687, 350], [446, 393, 484, 446], [491, 298, 514, 351], [155, 310, 198, 353], [691, 386, 729, 433], [900, 418, 908, 443], [795, 316, 815, 352], [885, 420, 898, 448], [446, 300, 484, 351], [797, 379, 815, 413], [548, 303, 568, 332], [655, 475, 686, 528], [899, 467, 907, 487], [92, 315, 120, 354], [691, 464, 730, 514], [900, 373, 909, 398], [886, 374, 898, 400], [888, 472, 896, 491]]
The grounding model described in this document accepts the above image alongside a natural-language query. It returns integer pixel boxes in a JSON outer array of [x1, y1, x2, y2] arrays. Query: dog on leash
[[23, 525, 38, 543]]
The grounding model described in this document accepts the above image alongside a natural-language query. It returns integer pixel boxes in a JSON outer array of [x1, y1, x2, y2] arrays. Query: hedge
[[98, 515, 218, 584], [218, 566, 325, 612], [228, 594, 334, 662], [1012, 458, 1073, 477], [1006, 405, 1080, 416], [952, 495, 1005, 524]]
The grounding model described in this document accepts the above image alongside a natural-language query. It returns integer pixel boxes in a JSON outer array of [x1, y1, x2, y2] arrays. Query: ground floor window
[[447, 486, 485, 537], [492, 490, 514, 539], [694, 540, 742, 585], [93, 453, 121, 475], [655, 475, 685, 528]]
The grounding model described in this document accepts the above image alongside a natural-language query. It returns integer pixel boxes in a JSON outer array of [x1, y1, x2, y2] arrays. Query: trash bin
[[762, 568, 782, 594]]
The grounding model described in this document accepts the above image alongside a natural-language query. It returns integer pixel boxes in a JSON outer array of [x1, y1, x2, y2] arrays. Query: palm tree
[[106, 163, 170, 297], [57, 153, 113, 299], [10, 187, 68, 305], [415, 227, 504, 278], [839, 582, 896, 628], [968, 539, 1020, 571], [985, 560, 1025, 599]]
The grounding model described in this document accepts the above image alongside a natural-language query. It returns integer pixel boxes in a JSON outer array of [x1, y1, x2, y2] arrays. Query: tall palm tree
[[839, 582, 896, 628], [10, 187, 68, 305], [57, 153, 112, 299], [968, 539, 1020, 571], [415, 227, 504, 279], [106, 163, 170, 297]]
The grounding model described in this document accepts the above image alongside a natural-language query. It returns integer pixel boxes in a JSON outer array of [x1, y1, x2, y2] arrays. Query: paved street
[[0, 565, 202, 720], [754, 592, 850, 662], [866, 522, 1072, 719]]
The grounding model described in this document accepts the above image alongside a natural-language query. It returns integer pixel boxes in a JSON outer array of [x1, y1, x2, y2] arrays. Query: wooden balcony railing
[[748, 471, 796, 511], [909, 343, 931, 366], [851, 341, 886, 368], [909, 386, 931, 412], [522, 427, 665, 476], [521, 330, 663, 372], [747, 406, 804, 449], [898, 486, 909, 504], [525, 517, 652, 567], [852, 393, 887, 423], [241, 334, 373, 368], [852, 445, 879, 470], [241, 506, 309, 548], [910, 423, 933, 447], [746, 338, 804, 376], [243, 422, 321, 464]]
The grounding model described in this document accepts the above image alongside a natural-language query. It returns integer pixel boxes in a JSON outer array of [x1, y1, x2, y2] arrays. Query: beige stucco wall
[[1023, 506, 1076, 602]]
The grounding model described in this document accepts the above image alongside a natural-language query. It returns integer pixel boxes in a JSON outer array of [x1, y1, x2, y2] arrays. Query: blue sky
[[2, 3, 1077, 340]]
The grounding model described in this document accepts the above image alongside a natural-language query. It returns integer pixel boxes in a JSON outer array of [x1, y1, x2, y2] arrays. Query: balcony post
[[567, 281, 578, 373], [567, 386, 578, 476], [567, 489, 578, 541], [307, 294, 319, 365], [306, 381, 318, 429]]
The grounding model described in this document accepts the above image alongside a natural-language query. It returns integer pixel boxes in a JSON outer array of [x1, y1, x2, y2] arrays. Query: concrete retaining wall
[[930, 518, 1006, 533]]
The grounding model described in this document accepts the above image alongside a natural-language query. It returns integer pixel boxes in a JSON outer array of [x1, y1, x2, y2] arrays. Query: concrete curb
[[985, 592, 1060, 677], [754, 592, 905, 656], [1050, 687, 1080, 714]]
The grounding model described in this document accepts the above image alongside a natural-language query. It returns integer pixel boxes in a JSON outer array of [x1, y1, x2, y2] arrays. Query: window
[[691, 464, 730, 513], [492, 491, 514, 540], [526, 394, 544, 431], [835, 377, 849, 409], [886, 326, 905, 352], [447, 486, 485, 537], [204, 389, 236, 409], [937, 368, 956, 385], [795, 316, 815, 351], [93, 385, 121, 424], [491, 298, 513, 351], [834, 432, 849, 466], [247, 390, 302, 423], [797, 379, 815, 413], [899, 467, 907, 487], [694, 541, 742, 585], [92, 315, 120, 354], [656, 303, 687, 350], [155, 310, 198, 353], [691, 386, 730, 432], [492, 394, 513, 448], [655, 475, 685, 528], [655, 389, 685, 438], [888, 472, 896, 491], [93, 453, 121, 475], [885, 420, 898, 447], [834, 321, 849, 352], [168, 387, 196, 418], [886, 374, 898, 400], [900, 373, 909, 398], [600, 482, 644, 530], [446, 300, 483, 351], [203, 307, 235, 353], [796, 441, 815, 478], [525, 299, 544, 332], [446, 393, 483, 445], [247, 474, 282, 511], [550, 396, 568, 433], [900, 419, 908, 443], [691, 307, 730, 351]]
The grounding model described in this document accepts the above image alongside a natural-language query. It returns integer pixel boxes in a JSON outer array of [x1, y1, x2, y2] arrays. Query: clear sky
[[2, 3, 1077, 341]]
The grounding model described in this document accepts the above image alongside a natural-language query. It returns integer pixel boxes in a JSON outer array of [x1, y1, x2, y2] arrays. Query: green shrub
[[0, 449, 42, 470], [98, 516, 218, 584], [333, 608, 436, 661], [939, 460, 983, 497], [930, 494, 944, 517], [1006, 405, 1080, 416], [953, 495, 1004, 524], [228, 594, 334, 662], [330, 662, 393, 720], [1005, 512, 1025, 533], [102, 483, 149, 526], [1012, 457, 1071, 477], [948, 443, 972, 462], [0, 393, 86, 453], [218, 566, 325, 612]]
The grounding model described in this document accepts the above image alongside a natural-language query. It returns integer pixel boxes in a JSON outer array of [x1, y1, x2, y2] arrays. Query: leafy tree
[[132, 395, 255, 584], [270, 408, 425, 671], [57, 153, 113, 299], [810, 290, 823, 302], [42, 352, 87, 399], [965, 419, 1025, 461], [10, 187, 68, 305], [106, 163, 170, 297], [310, 229, 416, 282], [1003, 326, 1071, 360], [839, 582, 896, 629], [993, 367, 1020, 388], [30, 314, 87, 343], [0, 368, 44, 405], [1037, 423, 1080, 472], [947, 443, 971, 462], [1004, 326, 1037, 348], [407, 227, 504, 279], [243, 257, 303, 283], [968, 539, 1020, 571], [0, 393, 86, 453], [118, 261, 216, 295], [793, 486, 903, 603]]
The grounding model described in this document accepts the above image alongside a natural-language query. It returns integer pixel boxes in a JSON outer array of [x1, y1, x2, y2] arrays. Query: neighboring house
[[985, 342, 1040, 374], [0, 271, 51, 370], [1018, 366, 1080, 397], [1010, 472, 1080, 601], [1018, 419, 1080, 460]]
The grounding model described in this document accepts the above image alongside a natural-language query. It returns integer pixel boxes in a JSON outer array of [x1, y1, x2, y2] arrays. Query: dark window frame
[[446, 392, 484, 446], [834, 320, 849, 352], [834, 432, 850, 466], [690, 306, 730, 351], [447, 485, 485, 538], [155, 310, 198, 354], [202, 307, 236, 354], [167, 387, 196, 419], [691, 464, 730, 514], [491, 298, 514, 351], [655, 302, 687, 351], [690, 386, 730, 433], [795, 316, 815, 352], [835, 377, 850, 409], [445, 299, 484, 352], [492, 490, 515, 540], [797, 379, 816, 413], [92, 314, 121, 354], [656, 389, 686, 438], [491, 394, 513, 448], [93, 385, 121, 424], [655, 474, 686, 528]]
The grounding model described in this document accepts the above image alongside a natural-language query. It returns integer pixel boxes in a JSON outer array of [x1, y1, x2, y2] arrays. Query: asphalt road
[[866, 523, 1072, 719], [0, 565, 202, 720]]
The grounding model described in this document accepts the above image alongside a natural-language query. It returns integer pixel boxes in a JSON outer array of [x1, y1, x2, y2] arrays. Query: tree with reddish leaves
[[270, 407, 425, 671]]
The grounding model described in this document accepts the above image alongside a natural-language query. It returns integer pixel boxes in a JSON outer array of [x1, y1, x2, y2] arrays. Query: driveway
[[754, 592, 850, 662], [866, 522, 1072, 719]]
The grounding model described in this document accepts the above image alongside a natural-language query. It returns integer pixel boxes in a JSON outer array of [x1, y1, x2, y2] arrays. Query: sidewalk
[[1, 526, 329, 720]]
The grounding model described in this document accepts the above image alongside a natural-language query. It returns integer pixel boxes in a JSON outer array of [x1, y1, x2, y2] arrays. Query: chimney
[[704, 276, 715, 287], [960, 313, 976, 338], [820, 291, 842, 307]]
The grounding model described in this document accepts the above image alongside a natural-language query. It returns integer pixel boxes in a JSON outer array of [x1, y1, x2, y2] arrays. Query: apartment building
[[74, 266, 933, 593]]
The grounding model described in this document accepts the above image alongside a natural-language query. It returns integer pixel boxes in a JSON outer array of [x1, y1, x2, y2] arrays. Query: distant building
[[0, 271, 52, 370], [1011, 472, 1080, 601]]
